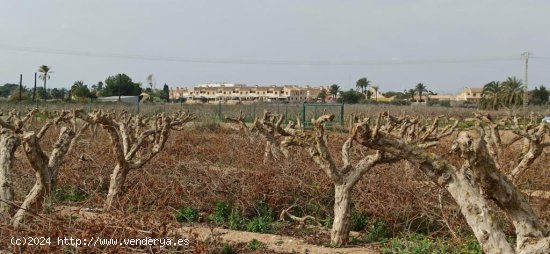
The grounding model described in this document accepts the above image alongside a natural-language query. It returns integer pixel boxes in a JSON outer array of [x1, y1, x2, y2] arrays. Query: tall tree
[[404, 89, 416, 101], [50, 88, 64, 100], [71, 80, 84, 90], [38, 65, 52, 102], [71, 81, 92, 99], [501, 76, 525, 107], [161, 83, 170, 102], [103, 74, 143, 98], [383, 91, 405, 100], [530, 85, 549, 105], [337, 89, 365, 103], [415, 83, 427, 102], [317, 89, 327, 103], [355, 78, 370, 95], [0, 84, 19, 98], [329, 84, 341, 101], [480, 81, 502, 110], [372, 85, 379, 101]]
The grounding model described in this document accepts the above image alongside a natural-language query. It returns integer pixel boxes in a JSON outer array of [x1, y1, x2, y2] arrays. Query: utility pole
[[33, 72, 37, 103], [19, 74, 22, 102], [118, 74, 122, 102], [521, 52, 532, 109]]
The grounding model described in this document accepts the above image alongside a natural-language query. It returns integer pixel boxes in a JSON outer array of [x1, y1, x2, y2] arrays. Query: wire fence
[[3, 100, 546, 127], [0, 100, 342, 125]]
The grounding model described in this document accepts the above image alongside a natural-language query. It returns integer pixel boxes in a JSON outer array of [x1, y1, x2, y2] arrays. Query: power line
[[0, 44, 531, 66]]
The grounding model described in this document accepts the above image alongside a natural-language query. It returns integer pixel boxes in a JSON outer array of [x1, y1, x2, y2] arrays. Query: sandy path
[[171, 226, 379, 254]]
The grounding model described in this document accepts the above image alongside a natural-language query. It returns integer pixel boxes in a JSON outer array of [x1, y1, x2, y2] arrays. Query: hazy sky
[[1, 0, 549, 94]]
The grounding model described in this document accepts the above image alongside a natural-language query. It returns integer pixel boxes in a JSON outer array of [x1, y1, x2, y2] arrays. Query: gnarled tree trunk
[[361, 133, 514, 253], [0, 129, 19, 219], [104, 162, 129, 211], [442, 166, 514, 253], [331, 183, 353, 246], [11, 168, 52, 228], [90, 110, 195, 211], [354, 114, 550, 254], [12, 128, 74, 228]]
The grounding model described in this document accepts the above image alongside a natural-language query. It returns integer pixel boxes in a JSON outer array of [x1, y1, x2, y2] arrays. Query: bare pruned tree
[[281, 113, 453, 247], [474, 112, 550, 185], [0, 109, 37, 220], [10, 110, 91, 227], [353, 112, 549, 254], [88, 110, 195, 210], [227, 111, 297, 163]]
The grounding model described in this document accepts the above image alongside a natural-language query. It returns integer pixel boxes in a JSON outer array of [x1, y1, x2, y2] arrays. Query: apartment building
[[456, 87, 483, 102], [414, 87, 483, 102], [170, 83, 327, 103]]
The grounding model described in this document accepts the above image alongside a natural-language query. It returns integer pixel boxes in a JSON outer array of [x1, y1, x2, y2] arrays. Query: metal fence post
[[340, 103, 345, 126], [302, 102, 306, 128], [314, 104, 317, 120], [285, 104, 288, 121], [218, 101, 222, 120]]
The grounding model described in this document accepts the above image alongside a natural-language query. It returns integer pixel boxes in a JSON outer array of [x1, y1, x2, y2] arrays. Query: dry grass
[[1, 110, 549, 253]]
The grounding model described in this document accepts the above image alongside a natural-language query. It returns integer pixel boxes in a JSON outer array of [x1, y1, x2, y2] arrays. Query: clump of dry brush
[[1, 107, 550, 253], [229, 110, 550, 253]]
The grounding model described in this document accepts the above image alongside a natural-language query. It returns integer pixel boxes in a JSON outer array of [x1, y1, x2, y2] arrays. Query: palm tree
[[317, 89, 328, 103], [481, 81, 502, 110], [501, 76, 525, 107], [72, 80, 85, 90], [415, 83, 427, 103], [38, 65, 53, 102], [372, 85, 379, 101], [70, 80, 85, 101], [404, 89, 416, 101], [329, 84, 341, 101], [356, 78, 371, 95]]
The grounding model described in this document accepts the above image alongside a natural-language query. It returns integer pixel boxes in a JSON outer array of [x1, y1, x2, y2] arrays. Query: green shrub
[[221, 243, 236, 254], [458, 237, 483, 254], [54, 186, 88, 203], [176, 207, 199, 223], [254, 200, 274, 218], [457, 121, 475, 129], [389, 99, 412, 106], [228, 209, 245, 230], [247, 239, 267, 251], [365, 218, 389, 243], [244, 201, 275, 233], [211, 201, 232, 224], [383, 234, 451, 254], [246, 216, 273, 233], [323, 215, 333, 229], [351, 211, 369, 231]]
